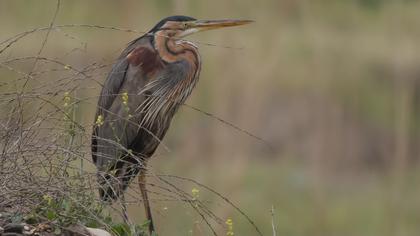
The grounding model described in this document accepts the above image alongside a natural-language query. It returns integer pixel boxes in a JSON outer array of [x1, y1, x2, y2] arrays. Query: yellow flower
[[95, 115, 104, 126], [121, 92, 129, 105], [191, 188, 199, 200], [226, 219, 233, 226], [63, 92, 71, 107]]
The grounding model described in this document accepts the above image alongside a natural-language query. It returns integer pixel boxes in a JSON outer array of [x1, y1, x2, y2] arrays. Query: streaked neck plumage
[[153, 32, 200, 70], [153, 32, 201, 101], [145, 32, 201, 127]]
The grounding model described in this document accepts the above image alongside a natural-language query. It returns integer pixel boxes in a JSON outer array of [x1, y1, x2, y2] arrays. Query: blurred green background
[[1, 0, 420, 235]]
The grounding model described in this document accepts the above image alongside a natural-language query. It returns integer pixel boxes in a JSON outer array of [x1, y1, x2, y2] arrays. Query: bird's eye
[[183, 23, 189, 29]]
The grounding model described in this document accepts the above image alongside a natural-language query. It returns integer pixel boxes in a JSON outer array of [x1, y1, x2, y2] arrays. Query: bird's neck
[[153, 32, 201, 108], [153, 33, 200, 68]]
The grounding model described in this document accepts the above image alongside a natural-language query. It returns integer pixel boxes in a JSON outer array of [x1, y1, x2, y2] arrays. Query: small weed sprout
[[226, 218, 234, 236], [62, 91, 76, 136], [62, 91, 77, 173], [191, 188, 200, 208]]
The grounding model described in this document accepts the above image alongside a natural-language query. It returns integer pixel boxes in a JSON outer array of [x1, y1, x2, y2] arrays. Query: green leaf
[[45, 210, 57, 220], [111, 223, 131, 236]]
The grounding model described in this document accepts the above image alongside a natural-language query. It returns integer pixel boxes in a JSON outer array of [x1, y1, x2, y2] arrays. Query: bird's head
[[149, 15, 253, 40]]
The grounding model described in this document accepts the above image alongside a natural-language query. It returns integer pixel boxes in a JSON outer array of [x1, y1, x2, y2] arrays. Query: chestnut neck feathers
[[153, 31, 200, 68], [135, 30, 201, 131]]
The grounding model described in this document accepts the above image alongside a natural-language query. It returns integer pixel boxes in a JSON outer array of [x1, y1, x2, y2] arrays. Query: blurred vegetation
[[1, 0, 420, 235]]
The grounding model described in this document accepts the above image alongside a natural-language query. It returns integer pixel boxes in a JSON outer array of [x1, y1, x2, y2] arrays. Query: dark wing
[[95, 37, 147, 117], [91, 36, 156, 200], [91, 36, 150, 167]]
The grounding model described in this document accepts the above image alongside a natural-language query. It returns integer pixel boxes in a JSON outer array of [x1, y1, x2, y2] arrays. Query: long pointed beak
[[190, 19, 253, 32], [176, 19, 253, 38]]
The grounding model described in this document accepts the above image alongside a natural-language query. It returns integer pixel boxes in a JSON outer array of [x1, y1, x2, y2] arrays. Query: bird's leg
[[120, 192, 130, 226], [139, 166, 155, 234]]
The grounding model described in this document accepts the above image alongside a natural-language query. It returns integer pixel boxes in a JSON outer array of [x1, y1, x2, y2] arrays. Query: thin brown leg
[[120, 192, 130, 225], [139, 168, 155, 234]]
